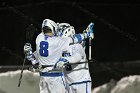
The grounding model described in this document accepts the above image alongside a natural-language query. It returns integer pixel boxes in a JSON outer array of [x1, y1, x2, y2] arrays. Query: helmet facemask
[[57, 23, 71, 37], [61, 26, 75, 38]]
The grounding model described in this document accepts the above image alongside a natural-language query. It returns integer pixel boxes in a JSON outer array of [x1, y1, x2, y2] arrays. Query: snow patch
[[0, 70, 39, 93], [92, 75, 140, 93]]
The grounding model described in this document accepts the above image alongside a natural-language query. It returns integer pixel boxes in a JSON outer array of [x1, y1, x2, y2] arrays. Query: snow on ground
[[92, 75, 140, 93], [0, 70, 140, 93], [0, 70, 39, 93]]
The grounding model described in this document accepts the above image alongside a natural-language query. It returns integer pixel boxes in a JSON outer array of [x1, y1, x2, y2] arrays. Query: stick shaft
[[67, 60, 93, 65], [41, 60, 93, 68], [89, 37, 92, 60], [18, 55, 26, 87]]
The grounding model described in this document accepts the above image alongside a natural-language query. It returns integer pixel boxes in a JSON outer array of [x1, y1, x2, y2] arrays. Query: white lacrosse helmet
[[58, 23, 70, 29], [61, 26, 75, 38], [42, 19, 58, 36], [57, 23, 70, 36]]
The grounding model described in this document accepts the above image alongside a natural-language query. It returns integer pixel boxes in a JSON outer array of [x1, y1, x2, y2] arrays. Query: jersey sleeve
[[59, 33, 87, 49], [59, 37, 71, 51], [70, 33, 89, 44]]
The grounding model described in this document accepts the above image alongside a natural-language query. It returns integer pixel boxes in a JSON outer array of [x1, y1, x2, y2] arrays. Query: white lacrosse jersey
[[36, 32, 72, 70], [63, 43, 91, 84]]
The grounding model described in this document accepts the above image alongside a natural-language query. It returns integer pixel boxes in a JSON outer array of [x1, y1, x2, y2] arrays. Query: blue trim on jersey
[[86, 82, 88, 93], [61, 76, 65, 86], [59, 32, 63, 37], [59, 58, 69, 62], [75, 34, 82, 43], [61, 76, 67, 90], [40, 72, 63, 77], [69, 80, 91, 86], [44, 34, 50, 40], [70, 36, 74, 44]]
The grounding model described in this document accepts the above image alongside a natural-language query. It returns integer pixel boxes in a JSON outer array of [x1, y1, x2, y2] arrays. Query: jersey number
[[39, 41, 49, 57]]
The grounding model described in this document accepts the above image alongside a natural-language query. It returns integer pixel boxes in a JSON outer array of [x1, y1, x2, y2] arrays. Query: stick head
[[26, 24, 37, 43]]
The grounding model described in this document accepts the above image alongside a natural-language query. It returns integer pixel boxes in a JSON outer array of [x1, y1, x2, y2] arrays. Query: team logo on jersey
[[62, 51, 71, 57]]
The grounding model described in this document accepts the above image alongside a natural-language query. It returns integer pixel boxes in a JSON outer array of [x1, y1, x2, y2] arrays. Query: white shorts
[[68, 81, 92, 93], [39, 72, 66, 93]]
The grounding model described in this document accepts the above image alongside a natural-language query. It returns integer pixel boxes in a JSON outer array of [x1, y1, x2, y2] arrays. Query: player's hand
[[29, 66, 36, 72], [29, 63, 39, 72], [89, 33, 94, 39], [55, 58, 69, 69], [24, 43, 32, 53], [85, 22, 94, 39], [24, 43, 35, 62]]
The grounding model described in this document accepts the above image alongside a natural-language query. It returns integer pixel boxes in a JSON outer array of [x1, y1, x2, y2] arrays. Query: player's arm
[[24, 43, 38, 65], [70, 22, 94, 44], [60, 22, 94, 55], [54, 53, 82, 69], [55, 44, 84, 69]]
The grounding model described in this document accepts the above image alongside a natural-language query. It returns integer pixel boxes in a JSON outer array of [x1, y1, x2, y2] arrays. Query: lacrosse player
[[55, 23, 94, 93]]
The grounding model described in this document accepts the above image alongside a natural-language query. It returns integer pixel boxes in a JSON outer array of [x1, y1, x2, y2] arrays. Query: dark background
[[0, 0, 140, 88]]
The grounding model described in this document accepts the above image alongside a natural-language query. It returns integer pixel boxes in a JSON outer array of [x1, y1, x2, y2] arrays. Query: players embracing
[[24, 19, 94, 93], [55, 22, 93, 93]]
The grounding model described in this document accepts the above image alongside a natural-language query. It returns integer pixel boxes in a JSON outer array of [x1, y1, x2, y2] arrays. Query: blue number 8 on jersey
[[39, 41, 49, 57]]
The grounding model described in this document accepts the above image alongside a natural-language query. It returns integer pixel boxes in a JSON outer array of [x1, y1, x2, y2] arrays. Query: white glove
[[55, 58, 69, 69], [85, 22, 94, 39], [29, 66, 36, 72], [24, 43, 35, 62], [29, 64, 40, 72], [24, 43, 32, 53], [89, 32, 94, 39]]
